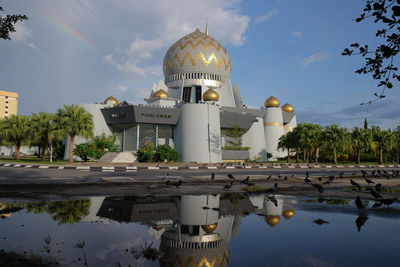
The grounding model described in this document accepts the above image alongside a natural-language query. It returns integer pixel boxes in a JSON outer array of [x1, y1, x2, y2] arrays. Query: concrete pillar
[[263, 107, 285, 160]]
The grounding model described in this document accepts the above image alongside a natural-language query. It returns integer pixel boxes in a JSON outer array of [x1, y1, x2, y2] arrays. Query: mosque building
[[65, 25, 297, 162]]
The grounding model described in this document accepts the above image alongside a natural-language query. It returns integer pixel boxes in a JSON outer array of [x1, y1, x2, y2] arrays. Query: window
[[182, 87, 191, 103], [195, 86, 201, 103]]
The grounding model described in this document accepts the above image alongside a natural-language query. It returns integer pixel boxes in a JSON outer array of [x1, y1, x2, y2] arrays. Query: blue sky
[[1, 0, 399, 129]]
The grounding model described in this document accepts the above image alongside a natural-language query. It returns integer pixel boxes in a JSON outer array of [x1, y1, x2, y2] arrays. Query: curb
[[1, 162, 400, 172]]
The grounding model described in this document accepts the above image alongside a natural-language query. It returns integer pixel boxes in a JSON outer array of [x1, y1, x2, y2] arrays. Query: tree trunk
[[49, 143, 53, 163], [15, 145, 21, 160], [296, 150, 300, 163], [287, 149, 290, 163], [379, 147, 383, 165], [315, 147, 319, 164], [303, 149, 306, 162], [69, 134, 75, 163], [356, 148, 360, 165], [333, 146, 337, 165], [40, 149, 46, 161]]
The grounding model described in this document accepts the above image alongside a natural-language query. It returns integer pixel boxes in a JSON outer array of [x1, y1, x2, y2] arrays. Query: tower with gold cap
[[263, 96, 286, 160]]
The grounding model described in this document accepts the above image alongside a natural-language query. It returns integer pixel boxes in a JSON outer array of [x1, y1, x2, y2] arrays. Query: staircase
[[99, 151, 137, 163]]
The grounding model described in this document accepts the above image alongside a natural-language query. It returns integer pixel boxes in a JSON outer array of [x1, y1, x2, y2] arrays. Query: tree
[[342, 0, 400, 104], [56, 105, 93, 163], [224, 125, 246, 163], [351, 127, 373, 164], [393, 126, 400, 163], [0, 115, 31, 160], [308, 124, 323, 164], [364, 118, 369, 129], [372, 126, 394, 164], [0, 5, 28, 40], [278, 132, 295, 162], [322, 125, 349, 164], [31, 112, 60, 161]]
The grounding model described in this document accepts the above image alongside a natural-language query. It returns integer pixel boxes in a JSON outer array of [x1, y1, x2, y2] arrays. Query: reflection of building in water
[[96, 194, 256, 267], [249, 195, 295, 227]]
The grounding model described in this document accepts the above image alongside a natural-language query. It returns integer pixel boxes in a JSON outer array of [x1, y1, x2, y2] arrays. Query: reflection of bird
[[351, 179, 362, 190], [370, 189, 383, 199], [313, 219, 329, 225], [361, 170, 368, 177], [271, 182, 278, 193], [305, 176, 312, 184], [211, 173, 215, 181], [228, 174, 235, 180], [364, 178, 374, 184], [372, 202, 383, 208], [355, 215, 368, 232], [223, 181, 234, 189], [375, 183, 382, 192], [312, 184, 323, 193], [355, 196, 365, 210], [202, 206, 210, 210], [240, 176, 250, 184], [268, 195, 278, 207], [376, 198, 397, 206]]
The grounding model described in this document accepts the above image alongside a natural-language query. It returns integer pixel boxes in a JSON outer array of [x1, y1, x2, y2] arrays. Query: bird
[[338, 172, 344, 178], [328, 175, 335, 181], [361, 170, 368, 177], [175, 180, 183, 187], [166, 180, 182, 188], [323, 180, 332, 185], [369, 189, 383, 199], [305, 171, 309, 177], [377, 169, 382, 175], [146, 184, 158, 190], [266, 174, 272, 180], [161, 173, 169, 180], [211, 173, 215, 181], [240, 176, 250, 184], [247, 182, 255, 186], [355, 195, 365, 210], [305, 176, 312, 184], [223, 181, 234, 189], [228, 173, 235, 180], [312, 184, 323, 193], [268, 195, 278, 207], [364, 177, 375, 184], [271, 182, 278, 193], [371, 170, 377, 177], [284, 176, 288, 180], [375, 183, 382, 192], [350, 179, 362, 190]]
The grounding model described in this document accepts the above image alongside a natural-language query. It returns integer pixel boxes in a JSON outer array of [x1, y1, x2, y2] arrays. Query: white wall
[[242, 117, 267, 161]]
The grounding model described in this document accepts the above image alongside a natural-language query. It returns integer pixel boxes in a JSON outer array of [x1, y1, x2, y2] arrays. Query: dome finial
[[205, 23, 209, 36]]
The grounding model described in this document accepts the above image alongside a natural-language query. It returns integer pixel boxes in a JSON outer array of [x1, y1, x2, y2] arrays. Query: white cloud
[[254, 10, 278, 24], [10, 21, 36, 48], [302, 53, 330, 66], [292, 31, 302, 38], [116, 84, 128, 93]]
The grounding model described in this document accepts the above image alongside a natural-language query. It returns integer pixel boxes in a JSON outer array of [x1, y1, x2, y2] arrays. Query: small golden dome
[[282, 209, 295, 219], [264, 96, 280, 108], [152, 226, 164, 231], [264, 215, 280, 227], [153, 89, 169, 98], [104, 96, 119, 106], [203, 89, 219, 101], [201, 223, 218, 234], [281, 103, 294, 113]]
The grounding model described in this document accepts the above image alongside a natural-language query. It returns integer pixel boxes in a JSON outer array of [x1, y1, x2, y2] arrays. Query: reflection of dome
[[264, 215, 280, 227], [281, 103, 294, 112], [1, 213, 11, 218], [104, 96, 119, 106], [264, 96, 280, 108], [153, 89, 169, 98], [203, 89, 219, 101], [201, 223, 218, 234], [282, 209, 295, 219], [163, 28, 231, 82], [152, 226, 164, 231]]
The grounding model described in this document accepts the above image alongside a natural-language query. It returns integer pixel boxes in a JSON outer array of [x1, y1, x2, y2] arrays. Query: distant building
[[0, 90, 18, 118]]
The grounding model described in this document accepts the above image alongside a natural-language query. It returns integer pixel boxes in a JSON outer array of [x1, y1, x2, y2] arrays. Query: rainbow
[[31, 9, 102, 54]]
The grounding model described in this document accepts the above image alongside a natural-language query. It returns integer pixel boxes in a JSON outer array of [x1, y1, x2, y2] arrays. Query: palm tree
[[351, 127, 373, 165], [372, 127, 394, 164], [322, 125, 349, 164], [278, 132, 295, 162], [308, 124, 323, 164], [394, 127, 400, 163], [56, 105, 94, 163], [31, 112, 58, 161], [1, 115, 31, 160]]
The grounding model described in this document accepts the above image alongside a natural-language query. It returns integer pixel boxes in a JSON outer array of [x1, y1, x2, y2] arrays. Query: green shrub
[[93, 134, 118, 152], [221, 146, 250, 151], [155, 145, 180, 162], [74, 143, 103, 162], [137, 143, 155, 162]]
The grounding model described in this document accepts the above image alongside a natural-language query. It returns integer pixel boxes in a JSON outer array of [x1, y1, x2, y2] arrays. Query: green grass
[[342, 186, 400, 193], [242, 186, 272, 194], [0, 157, 68, 164], [301, 198, 350, 205]]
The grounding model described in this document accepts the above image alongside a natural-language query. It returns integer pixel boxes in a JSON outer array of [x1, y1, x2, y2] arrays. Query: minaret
[[263, 96, 286, 160], [281, 103, 297, 134]]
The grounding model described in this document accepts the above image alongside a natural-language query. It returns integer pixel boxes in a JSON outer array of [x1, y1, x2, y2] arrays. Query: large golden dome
[[163, 27, 231, 83], [282, 209, 295, 219], [203, 89, 219, 101], [153, 89, 169, 98], [201, 223, 218, 234], [264, 215, 280, 227], [264, 96, 280, 108], [281, 103, 294, 112], [104, 96, 119, 106]]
